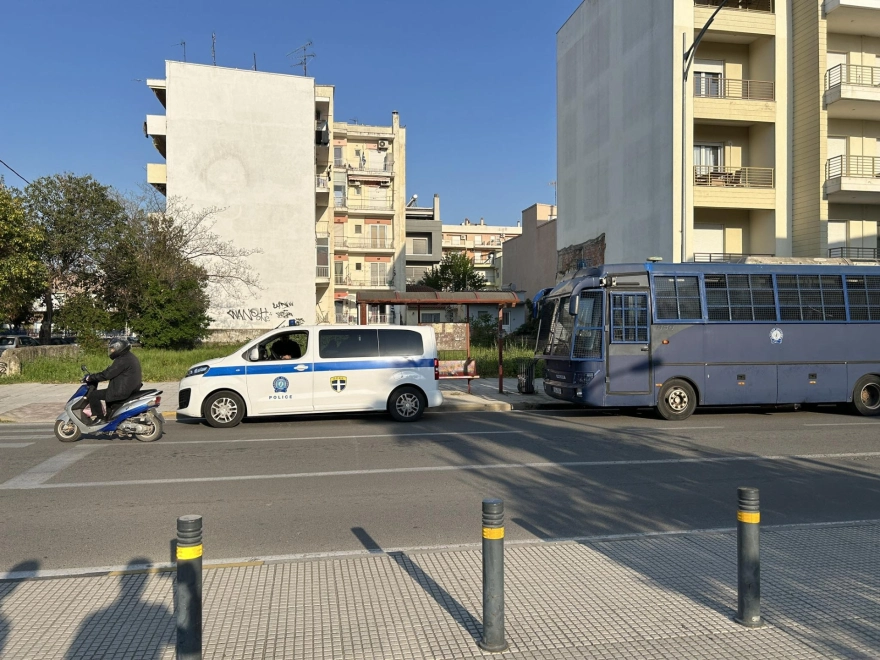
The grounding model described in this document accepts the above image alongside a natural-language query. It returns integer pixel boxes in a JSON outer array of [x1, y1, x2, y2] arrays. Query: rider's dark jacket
[[93, 350, 143, 402]]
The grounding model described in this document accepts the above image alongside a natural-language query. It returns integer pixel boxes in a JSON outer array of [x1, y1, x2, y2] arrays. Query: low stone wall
[[0, 345, 80, 377]]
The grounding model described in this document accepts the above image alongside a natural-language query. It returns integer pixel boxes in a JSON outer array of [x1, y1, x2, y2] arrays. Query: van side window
[[319, 329, 379, 359], [378, 329, 424, 356], [263, 332, 308, 360]]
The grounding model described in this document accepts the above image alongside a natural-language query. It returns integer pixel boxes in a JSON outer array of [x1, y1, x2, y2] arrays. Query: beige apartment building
[[501, 203, 558, 299], [144, 62, 406, 333], [559, 0, 880, 264], [440, 219, 522, 287]]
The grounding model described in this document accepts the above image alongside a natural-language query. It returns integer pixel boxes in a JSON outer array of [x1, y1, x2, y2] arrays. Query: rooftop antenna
[[173, 40, 186, 62], [287, 41, 315, 76], [253, 53, 257, 71], [349, 118, 359, 124], [549, 180, 557, 207], [211, 32, 216, 65]]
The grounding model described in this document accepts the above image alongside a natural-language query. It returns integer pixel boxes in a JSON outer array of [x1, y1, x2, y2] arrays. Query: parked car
[[0, 335, 41, 356]]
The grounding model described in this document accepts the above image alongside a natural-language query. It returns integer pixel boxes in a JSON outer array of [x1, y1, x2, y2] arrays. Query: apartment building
[[440, 219, 522, 287], [501, 203, 558, 299], [404, 194, 442, 286], [144, 62, 406, 334], [558, 0, 790, 264]]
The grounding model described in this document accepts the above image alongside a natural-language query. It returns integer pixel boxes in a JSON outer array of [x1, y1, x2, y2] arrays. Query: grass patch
[[439, 345, 545, 379], [1, 345, 239, 384]]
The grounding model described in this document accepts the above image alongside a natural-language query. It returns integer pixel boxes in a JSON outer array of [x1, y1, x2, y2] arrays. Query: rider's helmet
[[108, 337, 131, 360]]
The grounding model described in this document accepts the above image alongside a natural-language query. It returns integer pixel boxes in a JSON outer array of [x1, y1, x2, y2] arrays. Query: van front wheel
[[203, 391, 246, 428], [388, 386, 427, 422]]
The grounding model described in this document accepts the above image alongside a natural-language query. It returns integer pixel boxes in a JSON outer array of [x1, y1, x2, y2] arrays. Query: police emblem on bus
[[769, 328, 784, 345], [273, 376, 289, 393], [330, 376, 347, 392]]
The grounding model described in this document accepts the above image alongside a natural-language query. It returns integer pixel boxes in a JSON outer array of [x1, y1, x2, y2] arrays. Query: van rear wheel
[[203, 391, 246, 428], [388, 386, 427, 422], [657, 379, 697, 421], [852, 375, 880, 416]]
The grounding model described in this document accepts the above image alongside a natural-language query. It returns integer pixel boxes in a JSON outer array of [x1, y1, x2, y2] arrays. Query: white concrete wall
[[557, 0, 676, 263], [165, 62, 316, 330]]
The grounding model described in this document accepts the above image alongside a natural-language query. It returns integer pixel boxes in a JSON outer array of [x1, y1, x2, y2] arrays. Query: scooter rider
[[86, 338, 143, 424]]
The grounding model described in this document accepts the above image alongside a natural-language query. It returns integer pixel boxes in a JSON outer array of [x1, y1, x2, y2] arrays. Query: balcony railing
[[828, 247, 879, 260], [316, 177, 329, 189], [826, 155, 880, 179], [825, 64, 880, 90], [334, 196, 347, 209], [694, 166, 774, 188], [346, 198, 393, 211], [335, 313, 358, 325], [316, 266, 329, 278], [349, 161, 394, 174], [344, 238, 394, 250], [693, 253, 774, 263], [367, 314, 390, 324], [347, 278, 394, 288], [333, 158, 346, 167], [694, 0, 773, 11], [694, 78, 774, 101]]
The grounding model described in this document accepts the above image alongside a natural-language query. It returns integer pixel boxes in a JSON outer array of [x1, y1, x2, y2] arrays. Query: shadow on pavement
[[0, 560, 40, 657], [64, 558, 174, 660], [352, 526, 482, 642]]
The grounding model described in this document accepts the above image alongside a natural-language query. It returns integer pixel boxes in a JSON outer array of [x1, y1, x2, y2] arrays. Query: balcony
[[143, 115, 167, 158], [347, 160, 394, 179], [441, 239, 474, 249], [825, 1, 880, 37], [828, 247, 879, 260], [316, 266, 330, 282], [825, 64, 880, 120], [825, 155, 880, 203], [316, 177, 329, 206], [693, 252, 774, 263], [344, 238, 395, 252], [335, 313, 358, 325], [693, 166, 775, 209], [345, 278, 394, 289], [334, 196, 347, 211], [694, 0, 775, 40], [147, 163, 167, 195], [346, 197, 394, 213], [366, 314, 390, 324], [694, 78, 776, 124]]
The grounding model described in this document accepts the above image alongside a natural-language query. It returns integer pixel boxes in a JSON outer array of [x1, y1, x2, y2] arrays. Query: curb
[[161, 411, 177, 420]]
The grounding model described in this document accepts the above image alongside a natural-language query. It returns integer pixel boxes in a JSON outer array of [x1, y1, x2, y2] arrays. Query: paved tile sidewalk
[[1, 524, 877, 659]]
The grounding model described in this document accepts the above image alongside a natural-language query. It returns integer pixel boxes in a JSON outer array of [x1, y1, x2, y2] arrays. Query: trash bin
[[517, 358, 536, 394]]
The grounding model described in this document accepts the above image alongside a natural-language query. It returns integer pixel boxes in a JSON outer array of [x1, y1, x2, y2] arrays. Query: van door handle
[[640, 346, 649, 352], [294, 364, 308, 372]]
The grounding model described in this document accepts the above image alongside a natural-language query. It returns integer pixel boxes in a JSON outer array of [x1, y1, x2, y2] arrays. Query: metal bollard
[[734, 488, 764, 628], [176, 515, 203, 659], [478, 498, 509, 652]]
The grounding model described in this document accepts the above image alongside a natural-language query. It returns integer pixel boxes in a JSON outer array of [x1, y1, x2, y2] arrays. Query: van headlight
[[185, 365, 210, 378]]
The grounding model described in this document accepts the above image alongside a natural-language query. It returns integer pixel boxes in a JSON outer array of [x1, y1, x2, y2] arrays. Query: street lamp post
[[681, 0, 728, 263]]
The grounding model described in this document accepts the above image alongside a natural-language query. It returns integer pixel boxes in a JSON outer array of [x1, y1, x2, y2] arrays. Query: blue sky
[[1, 0, 579, 226]]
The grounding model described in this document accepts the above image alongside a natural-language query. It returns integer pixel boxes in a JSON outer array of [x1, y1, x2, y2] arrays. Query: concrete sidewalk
[[1, 522, 877, 658], [0, 378, 569, 423]]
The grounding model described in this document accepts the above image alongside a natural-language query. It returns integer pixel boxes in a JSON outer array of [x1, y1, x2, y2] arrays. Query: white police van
[[177, 324, 443, 427]]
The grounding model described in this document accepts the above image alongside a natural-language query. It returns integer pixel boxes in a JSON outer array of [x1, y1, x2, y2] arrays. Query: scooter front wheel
[[54, 419, 82, 443], [135, 410, 164, 442]]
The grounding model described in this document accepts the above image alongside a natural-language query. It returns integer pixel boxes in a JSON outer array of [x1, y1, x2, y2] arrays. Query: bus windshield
[[536, 290, 604, 359]]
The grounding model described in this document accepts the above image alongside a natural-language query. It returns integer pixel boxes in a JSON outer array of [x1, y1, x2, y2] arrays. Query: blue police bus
[[535, 259, 880, 420]]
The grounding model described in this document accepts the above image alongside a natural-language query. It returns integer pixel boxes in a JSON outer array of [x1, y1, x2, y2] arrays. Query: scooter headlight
[[185, 365, 210, 378]]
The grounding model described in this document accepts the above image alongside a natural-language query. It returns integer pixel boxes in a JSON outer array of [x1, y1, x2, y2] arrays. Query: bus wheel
[[852, 375, 880, 417], [658, 379, 696, 421]]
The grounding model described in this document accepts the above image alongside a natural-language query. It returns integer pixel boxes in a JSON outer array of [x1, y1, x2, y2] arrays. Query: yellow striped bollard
[[477, 498, 509, 652], [176, 514, 203, 659], [734, 487, 764, 628]]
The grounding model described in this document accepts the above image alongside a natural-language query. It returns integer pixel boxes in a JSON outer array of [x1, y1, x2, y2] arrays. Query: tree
[[54, 293, 112, 351], [22, 173, 124, 338], [419, 252, 486, 292], [127, 277, 212, 350], [0, 185, 46, 325]]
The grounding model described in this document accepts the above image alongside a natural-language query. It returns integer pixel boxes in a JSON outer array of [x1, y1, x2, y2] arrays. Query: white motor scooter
[[54, 366, 165, 442]]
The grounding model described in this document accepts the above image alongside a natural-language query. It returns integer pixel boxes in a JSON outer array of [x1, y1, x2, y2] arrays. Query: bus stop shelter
[[355, 290, 521, 393]]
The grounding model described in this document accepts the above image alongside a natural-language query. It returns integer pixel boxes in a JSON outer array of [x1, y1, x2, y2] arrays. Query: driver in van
[[271, 337, 300, 360]]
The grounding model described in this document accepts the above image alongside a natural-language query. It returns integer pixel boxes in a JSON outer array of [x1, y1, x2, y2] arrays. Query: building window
[[355, 262, 362, 271], [355, 225, 362, 234], [474, 235, 482, 245], [369, 224, 388, 248], [406, 266, 427, 283], [407, 237, 429, 255], [421, 312, 441, 323], [370, 262, 387, 286]]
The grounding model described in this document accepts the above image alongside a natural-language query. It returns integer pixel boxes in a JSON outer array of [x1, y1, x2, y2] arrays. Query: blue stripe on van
[[203, 358, 433, 377]]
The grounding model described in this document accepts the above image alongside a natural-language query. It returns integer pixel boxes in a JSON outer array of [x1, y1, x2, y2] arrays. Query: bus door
[[606, 292, 652, 394]]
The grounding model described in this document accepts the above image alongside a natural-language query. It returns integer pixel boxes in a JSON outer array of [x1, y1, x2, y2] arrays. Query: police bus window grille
[[573, 291, 604, 358], [535, 299, 557, 355], [611, 293, 647, 343], [549, 296, 575, 357], [705, 274, 775, 322], [777, 274, 845, 322], [654, 276, 701, 320], [846, 275, 880, 321]]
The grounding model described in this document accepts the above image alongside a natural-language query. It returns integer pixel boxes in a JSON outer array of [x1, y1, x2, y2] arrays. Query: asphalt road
[[1, 406, 879, 572]]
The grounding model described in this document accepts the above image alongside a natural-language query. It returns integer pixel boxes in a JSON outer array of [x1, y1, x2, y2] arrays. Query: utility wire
[[0, 158, 30, 185]]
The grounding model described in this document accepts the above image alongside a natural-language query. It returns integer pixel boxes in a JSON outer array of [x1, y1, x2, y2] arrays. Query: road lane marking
[[7, 450, 880, 490], [0, 446, 103, 489], [6, 518, 878, 581], [804, 422, 880, 427], [0, 443, 34, 448], [157, 430, 528, 446]]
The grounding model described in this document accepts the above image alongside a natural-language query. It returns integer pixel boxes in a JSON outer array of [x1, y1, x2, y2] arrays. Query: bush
[[129, 278, 211, 350]]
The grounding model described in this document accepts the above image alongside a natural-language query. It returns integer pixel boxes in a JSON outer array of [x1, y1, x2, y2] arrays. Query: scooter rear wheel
[[54, 419, 82, 443], [135, 410, 164, 442]]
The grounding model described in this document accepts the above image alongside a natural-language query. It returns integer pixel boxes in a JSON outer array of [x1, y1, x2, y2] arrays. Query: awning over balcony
[[356, 291, 520, 306]]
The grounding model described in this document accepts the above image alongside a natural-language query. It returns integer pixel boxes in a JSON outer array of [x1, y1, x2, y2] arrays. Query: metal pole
[[681, 32, 688, 264], [478, 498, 508, 652], [734, 487, 764, 628], [498, 306, 504, 394], [176, 515, 203, 659]]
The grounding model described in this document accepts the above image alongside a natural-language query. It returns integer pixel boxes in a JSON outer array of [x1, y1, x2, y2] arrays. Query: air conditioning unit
[[377, 140, 389, 150], [351, 181, 362, 187], [379, 181, 391, 187]]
